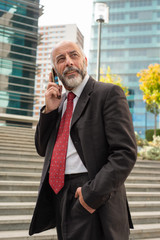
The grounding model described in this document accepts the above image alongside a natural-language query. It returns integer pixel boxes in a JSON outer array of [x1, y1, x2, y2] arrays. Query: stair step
[[0, 172, 41, 181], [0, 190, 37, 202], [0, 215, 31, 230], [130, 170, 160, 177], [131, 211, 160, 224], [130, 223, 160, 239], [0, 164, 42, 173], [134, 164, 160, 172], [126, 176, 160, 183], [0, 146, 37, 153], [0, 181, 39, 191], [0, 135, 34, 141], [0, 229, 57, 240], [0, 157, 43, 166], [0, 127, 35, 135], [0, 142, 34, 148], [129, 201, 160, 212], [127, 192, 160, 201], [125, 183, 160, 192], [0, 150, 39, 157], [0, 202, 35, 215], [136, 159, 160, 166]]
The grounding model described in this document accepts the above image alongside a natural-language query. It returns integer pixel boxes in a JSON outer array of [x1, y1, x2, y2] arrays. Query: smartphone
[[51, 68, 61, 99], [51, 68, 59, 85]]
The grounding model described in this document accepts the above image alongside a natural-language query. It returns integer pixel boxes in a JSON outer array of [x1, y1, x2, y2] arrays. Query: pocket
[[73, 198, 91, 216]]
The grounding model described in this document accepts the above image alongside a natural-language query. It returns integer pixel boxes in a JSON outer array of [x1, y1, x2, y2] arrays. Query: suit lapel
[[71, 77, 95, 127]]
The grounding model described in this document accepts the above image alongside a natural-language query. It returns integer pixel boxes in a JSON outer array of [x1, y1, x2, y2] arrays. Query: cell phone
[[51, 68, 59, 85]]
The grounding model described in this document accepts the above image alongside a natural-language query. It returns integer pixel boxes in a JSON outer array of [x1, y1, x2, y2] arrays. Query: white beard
[[63, 74, 83, 89]]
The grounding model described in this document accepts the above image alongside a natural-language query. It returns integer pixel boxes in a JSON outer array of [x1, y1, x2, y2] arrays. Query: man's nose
[[65, 55, 73, 66]]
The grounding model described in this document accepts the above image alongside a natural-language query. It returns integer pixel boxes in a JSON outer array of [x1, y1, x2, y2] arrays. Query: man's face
[[52, 42, 87, 90]]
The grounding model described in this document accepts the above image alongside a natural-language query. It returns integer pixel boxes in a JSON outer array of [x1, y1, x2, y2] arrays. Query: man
[[29, 41, 137, 240]]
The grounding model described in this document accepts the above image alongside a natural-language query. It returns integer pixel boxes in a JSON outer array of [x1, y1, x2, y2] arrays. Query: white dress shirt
[[61, 74, 89, 174]]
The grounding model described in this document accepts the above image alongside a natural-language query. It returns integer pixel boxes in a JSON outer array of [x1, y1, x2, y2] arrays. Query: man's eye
[[71, 53, 78, 57], [57, 57, 65, 63]]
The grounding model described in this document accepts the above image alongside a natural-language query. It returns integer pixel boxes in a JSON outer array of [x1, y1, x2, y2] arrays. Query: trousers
[[55, 173, 105, 240]]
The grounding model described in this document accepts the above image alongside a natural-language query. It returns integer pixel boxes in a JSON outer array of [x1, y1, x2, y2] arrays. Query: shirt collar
[[66, 74, 89, 98]]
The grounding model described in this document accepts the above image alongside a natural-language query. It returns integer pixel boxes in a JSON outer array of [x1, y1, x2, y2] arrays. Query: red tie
[[49, 92, 75, 194]]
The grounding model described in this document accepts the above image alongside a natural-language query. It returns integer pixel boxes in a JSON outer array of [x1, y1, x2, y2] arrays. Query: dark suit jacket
[[29, 77, 137, 239]]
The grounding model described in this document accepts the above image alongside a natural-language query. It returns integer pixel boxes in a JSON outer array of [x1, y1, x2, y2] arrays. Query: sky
[[39, 0, 93, 57]]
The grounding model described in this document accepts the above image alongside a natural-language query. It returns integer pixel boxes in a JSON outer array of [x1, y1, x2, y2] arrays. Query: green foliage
[[139, 135, 160, 160], [145, 129, 160, 141], [137, 63, 160, 107], [100, 66, 129, 96], [137, 64, 160, 135], [135, 132, 148, 147], [140, 146, 160, 160]]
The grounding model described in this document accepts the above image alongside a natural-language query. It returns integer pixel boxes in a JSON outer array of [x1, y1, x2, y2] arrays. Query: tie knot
[[67, 92, 75, 101]]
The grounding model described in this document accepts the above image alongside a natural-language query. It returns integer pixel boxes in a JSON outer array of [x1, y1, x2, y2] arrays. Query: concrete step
[[0, 135, 34, 141], [130, 170, 160, 177], [0, 181, 39, 191], [136, 159, 160, 167], [0, 229, 57, 240], [0, 171, 41, 181], [0, 126, 35, 135], [0, 202, 35, 216], [131, 211, 160, 224], [126, 176, 160, 184], [4, 181, 160, 192], [127, 192, 160, 201], [0, 191, 37, 202], [0, 215, 31, 231], [125, 183, 160, 192], [130, 223, 160, 239], [0, 146, 37, 153], [133, 164, 160, 172], [0, 141, 34, 148], [0, 156, 43, 166], [0, 164, 42, 173], [129, 201, 160, 212], [0, 150, 39, 158]]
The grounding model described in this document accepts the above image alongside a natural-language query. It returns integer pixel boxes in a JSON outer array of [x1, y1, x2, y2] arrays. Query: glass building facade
[[0, 0, 41, 118], [89, 0, 160, 138]]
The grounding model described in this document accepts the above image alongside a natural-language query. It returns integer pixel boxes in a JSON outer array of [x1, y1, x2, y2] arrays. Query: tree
[[137, 63, 160, 135], [100, 66, 129, 96]]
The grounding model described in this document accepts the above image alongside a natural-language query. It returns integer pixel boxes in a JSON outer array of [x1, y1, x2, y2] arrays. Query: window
[[106, 50, 125, 57], [129, 36, 152, 44], [108, 26, 125, 33], [109, 1, 125, 8], [129, 49, 147, 56], [107, 38, 125, 45], [130, 12, 138, 19], [130, 24, 152, 31], [110, 13, 125, 21], [130, 0, 152, 7]]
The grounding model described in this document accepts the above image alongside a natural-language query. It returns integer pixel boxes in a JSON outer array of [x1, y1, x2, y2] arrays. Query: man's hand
[[75, 187, 95, 214], [44, 72, 62, 113]]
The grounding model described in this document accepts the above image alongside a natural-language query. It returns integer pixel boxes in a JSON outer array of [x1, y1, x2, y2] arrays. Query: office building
[[0, 0, 41, 123], [34, 24, 84, 117], [89, 0, 160, 138]]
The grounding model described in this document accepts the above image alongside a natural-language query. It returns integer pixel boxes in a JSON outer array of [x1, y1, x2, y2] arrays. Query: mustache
[[63, 66, 80, 76]]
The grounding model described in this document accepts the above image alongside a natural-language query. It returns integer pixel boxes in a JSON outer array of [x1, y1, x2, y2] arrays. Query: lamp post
[[95, 2, 109, 81]]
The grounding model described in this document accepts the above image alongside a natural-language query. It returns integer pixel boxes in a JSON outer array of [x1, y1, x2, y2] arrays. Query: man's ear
[[85, 57, 88, 66]]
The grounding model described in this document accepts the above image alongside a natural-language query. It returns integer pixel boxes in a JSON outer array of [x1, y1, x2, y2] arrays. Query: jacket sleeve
[[82, 84, 137, 209], [35, 106, 59, 157]]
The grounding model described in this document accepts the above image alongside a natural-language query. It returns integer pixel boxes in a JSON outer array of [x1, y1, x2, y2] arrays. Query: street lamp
[[95, 2, 109, 81]]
